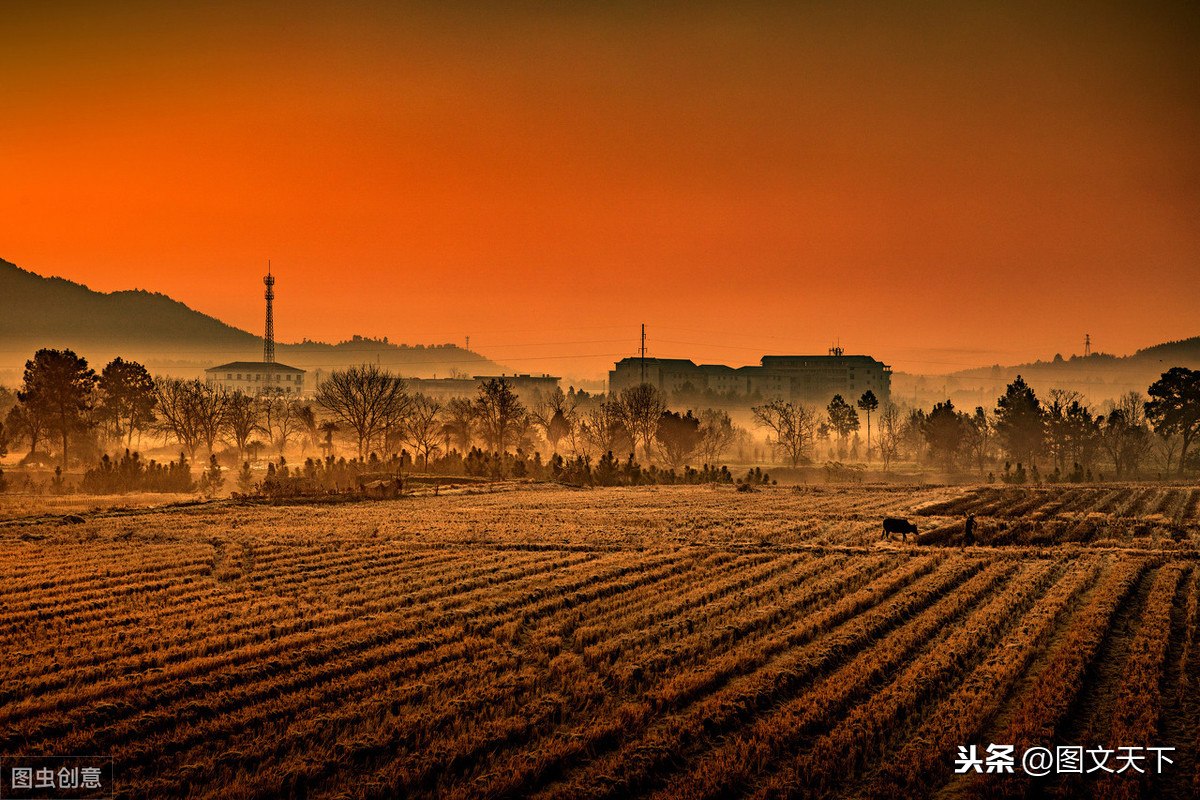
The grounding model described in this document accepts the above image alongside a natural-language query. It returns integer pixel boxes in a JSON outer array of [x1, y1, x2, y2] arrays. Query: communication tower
[[640, 323, 647, 383], [264, 263, 276, 364]]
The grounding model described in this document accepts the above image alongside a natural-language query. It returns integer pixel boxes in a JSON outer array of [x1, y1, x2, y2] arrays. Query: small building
[[205, 267, 307, 396], [205, 361, 307, 396]]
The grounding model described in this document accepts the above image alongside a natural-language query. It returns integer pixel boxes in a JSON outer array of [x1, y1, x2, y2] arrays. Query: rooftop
[[207, 361, 305, 374]]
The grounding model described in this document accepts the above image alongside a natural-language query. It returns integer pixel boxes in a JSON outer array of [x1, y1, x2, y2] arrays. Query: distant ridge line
[[0, 258, 505, 378]]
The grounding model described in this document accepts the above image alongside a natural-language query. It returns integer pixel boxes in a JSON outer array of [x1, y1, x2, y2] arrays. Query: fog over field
[[3, 2, 1199, 799]]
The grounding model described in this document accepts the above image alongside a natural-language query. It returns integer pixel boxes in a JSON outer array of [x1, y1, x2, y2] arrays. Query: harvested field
[[2, 483, 1198, 799], [914, 484, 1200, 548]]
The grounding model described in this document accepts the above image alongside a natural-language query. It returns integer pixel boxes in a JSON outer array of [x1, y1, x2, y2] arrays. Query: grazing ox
[[883, 517, 918, 542]]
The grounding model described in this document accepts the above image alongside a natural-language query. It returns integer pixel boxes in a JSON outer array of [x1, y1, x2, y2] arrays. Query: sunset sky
[[2, 1, 1198, 378]]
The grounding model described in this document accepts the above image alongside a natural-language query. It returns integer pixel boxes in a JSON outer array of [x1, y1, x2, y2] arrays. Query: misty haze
[[2, 2, 1199, 799]]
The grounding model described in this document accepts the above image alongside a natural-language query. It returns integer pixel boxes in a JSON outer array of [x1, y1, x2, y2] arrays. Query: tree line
[[3, 347, 1198, 484], [0, 350, 745, 478], [751, 372, 1200, 480]]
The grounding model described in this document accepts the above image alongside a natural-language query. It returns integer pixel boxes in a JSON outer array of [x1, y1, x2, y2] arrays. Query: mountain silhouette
[[890, 334, 1200, 410], [0, 259, 505, 380], [2, 257, 1193, 396]]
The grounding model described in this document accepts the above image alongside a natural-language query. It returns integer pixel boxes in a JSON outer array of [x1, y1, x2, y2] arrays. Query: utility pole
[[640, 323, 646, 384]]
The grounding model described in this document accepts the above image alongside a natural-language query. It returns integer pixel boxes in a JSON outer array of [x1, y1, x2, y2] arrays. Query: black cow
[[883, 517, 918, 542]]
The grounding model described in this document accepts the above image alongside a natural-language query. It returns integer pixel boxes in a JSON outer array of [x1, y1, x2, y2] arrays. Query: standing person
[[963, 514, 976, 547]]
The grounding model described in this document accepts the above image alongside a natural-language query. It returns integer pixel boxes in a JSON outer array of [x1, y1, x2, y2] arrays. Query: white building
[[205, 268, 307, 395], [205, 361, 307, 395]]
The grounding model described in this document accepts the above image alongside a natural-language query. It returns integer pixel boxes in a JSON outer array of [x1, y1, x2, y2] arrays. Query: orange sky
[[2, 1, 1198, 379]]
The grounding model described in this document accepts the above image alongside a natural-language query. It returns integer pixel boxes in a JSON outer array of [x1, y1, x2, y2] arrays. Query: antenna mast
[[1084, 333, 1091, 357], [263, 261, 276, 364], [640, 323, 646, 384]]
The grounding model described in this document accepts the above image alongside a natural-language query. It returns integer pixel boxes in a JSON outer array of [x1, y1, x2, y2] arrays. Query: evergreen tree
[[1146, 367, 1200, 476], [924, 400, 966, 472], [826, 394, 860, 451], [98, 357, 156, 448], [994, 375, 1045, 467], [857, 390, 879, 462], [18, 348, 97, 468]]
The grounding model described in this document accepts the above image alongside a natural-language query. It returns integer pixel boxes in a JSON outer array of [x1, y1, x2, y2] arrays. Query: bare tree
[[154, 378, 203, 458], [0, 385, 16, 420], [441, 397, 475, 453], [314, 365, 410, 459], [614, 383, 666, 462], [1065, 402, 1101, 478], [404, 394, 443, 470], [876, 403, 902, 472], [1102, 392, 1153, 478], [531, 387, 577, 456], [576, 400, 630, 459], [4, 404, 46, 458], [194, 383, 230, 457], [961, 406, 996, 476], [381, 393, 414, 456], [697, 408, 736, 465], [224, 391, 262, 462], [474, 378, 527, 457], [261, 394, 307, 455], [1046, 389, 1082, 474], [1152, 430, 1183, 476], [154, 378, 227, 458], [752, 399, 817, 467]]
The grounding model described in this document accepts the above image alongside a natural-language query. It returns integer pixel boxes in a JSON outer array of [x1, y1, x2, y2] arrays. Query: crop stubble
[[1, 483, 1198, 799]]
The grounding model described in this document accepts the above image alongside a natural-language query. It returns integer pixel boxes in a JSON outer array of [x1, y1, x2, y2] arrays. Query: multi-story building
[[405, 373, 560, 403], [608, 348, 891, 406], [205, 361, 307, 395]]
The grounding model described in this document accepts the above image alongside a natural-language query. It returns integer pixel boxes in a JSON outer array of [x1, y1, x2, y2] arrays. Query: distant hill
[[1132, 336, 1200, 363], [948, 341, 1200, 383], [890, 337, 1200, 412], [0, 258, 258, 350], [0, 259, 505, 382]]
